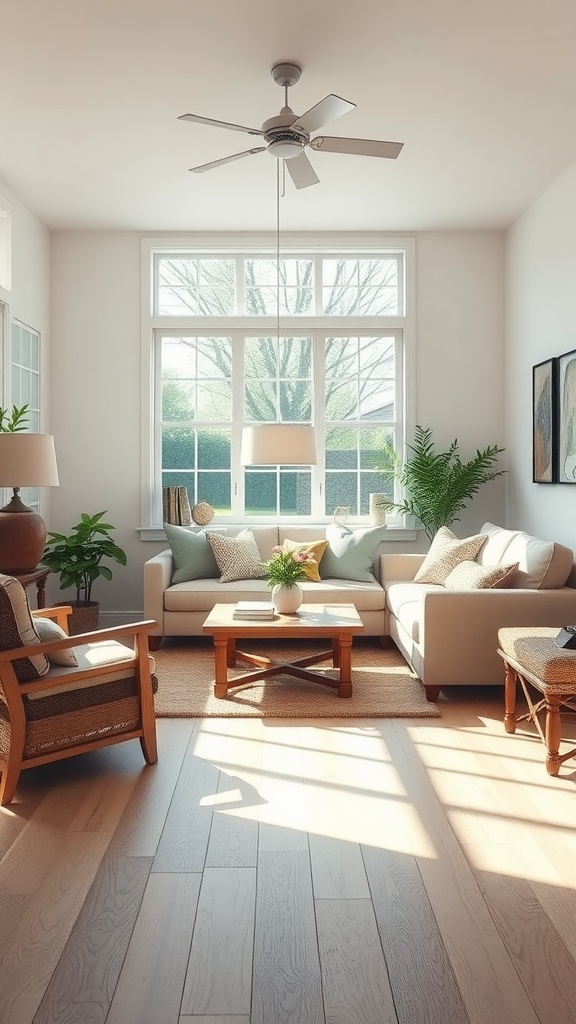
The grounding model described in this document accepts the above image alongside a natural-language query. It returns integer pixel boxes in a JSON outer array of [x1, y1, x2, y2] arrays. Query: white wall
[[48, 229, 506, 615], [506, 161, 576, 556]]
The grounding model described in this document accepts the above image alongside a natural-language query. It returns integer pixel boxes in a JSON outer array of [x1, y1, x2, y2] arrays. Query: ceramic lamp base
[[0, 494, 47, 574]]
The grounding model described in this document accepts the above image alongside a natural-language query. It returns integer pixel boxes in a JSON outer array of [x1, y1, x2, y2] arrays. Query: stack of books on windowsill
[[233, 601, 275, 620]]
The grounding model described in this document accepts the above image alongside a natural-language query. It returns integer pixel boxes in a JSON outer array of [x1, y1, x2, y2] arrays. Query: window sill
[[137, 525, 419, 543]]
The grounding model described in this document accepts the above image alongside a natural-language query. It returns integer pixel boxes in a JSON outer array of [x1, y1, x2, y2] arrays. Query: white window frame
[[139, 234, 415, 536]]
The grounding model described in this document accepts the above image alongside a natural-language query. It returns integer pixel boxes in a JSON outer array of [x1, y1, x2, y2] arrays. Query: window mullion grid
[[236, 256, 245, 314], [313, 330, 326, 520], [232, 329, 245, 518]]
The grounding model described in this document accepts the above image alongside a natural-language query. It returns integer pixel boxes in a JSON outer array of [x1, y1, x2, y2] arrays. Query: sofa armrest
[[380, 552, 426, 583], [143, 549, 173, 635], [418, 586, 576, 686]]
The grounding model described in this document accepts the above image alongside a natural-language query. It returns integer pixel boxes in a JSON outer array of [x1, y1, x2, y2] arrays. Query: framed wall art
[[557, 348, 576, 484], [532, 357, 557, 483]]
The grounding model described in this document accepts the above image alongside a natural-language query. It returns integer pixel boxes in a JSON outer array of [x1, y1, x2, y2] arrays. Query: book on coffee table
[[233, 600, 275, 620]]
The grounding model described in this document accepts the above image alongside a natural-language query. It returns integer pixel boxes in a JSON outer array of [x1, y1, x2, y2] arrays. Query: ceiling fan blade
[[178, 113, 262, 136], [291, 94, 356, 135], [189, 147, 266, 173], [310, 136, 404, 159], [286, 152, 320, 190]]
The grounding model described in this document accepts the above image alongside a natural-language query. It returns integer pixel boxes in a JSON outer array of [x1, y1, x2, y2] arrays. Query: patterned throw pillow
[[414, 527, 488, 585], [206, 529, 265, 583], [282, 538, 328, 582], [444, 560, 519, 590], [34, 616, 79, 666], [0, 574, 50, 681]]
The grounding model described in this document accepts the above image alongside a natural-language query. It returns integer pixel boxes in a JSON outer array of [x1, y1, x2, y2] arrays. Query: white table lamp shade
[[0, 434, 59, 487], [241, 425, 317, 466]]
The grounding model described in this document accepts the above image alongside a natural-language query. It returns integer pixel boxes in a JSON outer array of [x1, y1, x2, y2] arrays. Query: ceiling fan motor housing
[[261, 111, 308, 160]]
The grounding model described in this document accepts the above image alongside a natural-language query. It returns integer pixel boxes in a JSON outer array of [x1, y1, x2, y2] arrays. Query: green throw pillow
[[163, 523, 219, 584], [320, 524, 387, 582]]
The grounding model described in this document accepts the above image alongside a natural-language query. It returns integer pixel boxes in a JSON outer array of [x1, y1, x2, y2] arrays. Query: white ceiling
[[1, 0, 575, 234]]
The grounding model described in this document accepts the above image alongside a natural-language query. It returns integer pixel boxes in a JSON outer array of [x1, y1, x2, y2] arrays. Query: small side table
[[498, 626, 576, 776], [11, 566, 50, 609]]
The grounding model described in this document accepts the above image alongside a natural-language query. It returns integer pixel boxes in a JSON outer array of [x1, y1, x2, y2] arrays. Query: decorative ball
[[192, 501, 214, 526]]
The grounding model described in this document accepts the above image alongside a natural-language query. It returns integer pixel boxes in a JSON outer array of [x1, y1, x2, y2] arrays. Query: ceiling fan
[[178, 62, 404, 190]]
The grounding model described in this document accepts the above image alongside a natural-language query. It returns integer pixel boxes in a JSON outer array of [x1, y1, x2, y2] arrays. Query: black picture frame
[[532, 357, 557, 483], [557, 348, 576, 484]]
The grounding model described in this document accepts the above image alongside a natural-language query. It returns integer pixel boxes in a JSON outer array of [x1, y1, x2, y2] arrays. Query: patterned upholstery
[[0, 574, 49, 681], [414, 527, 488, 585], [206, 529, 265, 583], [444, 560, 518, 590]]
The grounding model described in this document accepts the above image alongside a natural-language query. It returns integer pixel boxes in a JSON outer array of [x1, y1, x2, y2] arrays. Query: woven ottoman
[[497, 627, 576, 776]]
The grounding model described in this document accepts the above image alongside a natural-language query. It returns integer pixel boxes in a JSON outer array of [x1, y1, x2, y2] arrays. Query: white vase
[[272, 583, 303, 614], [369, 493, 387, 527]]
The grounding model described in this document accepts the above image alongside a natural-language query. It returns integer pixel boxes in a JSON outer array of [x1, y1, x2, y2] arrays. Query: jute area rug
[[152, 637, 440, 719]]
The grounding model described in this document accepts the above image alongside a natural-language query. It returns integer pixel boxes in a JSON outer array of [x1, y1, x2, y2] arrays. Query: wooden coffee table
[[202, 603, 364, 699]]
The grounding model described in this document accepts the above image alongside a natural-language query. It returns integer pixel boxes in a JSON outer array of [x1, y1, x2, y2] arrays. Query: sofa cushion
[[166, 576, 385, 613], [414, 527, 488, 585], [163, 523, 220, 583], [206, 529, 265, 583], [34, 617, 79, 666], [282, 538, 328, 582], [477, 522, 574, 589], [320, 524, 387, 582], [0, 574, 49, 681], [444, 560, 518, 590]]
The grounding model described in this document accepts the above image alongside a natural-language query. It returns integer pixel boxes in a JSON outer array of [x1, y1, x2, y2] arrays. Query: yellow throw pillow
[[282, 538, 328, 582]]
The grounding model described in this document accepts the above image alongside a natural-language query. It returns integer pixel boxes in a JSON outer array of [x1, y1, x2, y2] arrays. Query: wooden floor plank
[[0, 832, 110, 1024], [33, 855, 152, 1024], [382, 723, 543, 1024], [315, 897, 397, 1024], [252, 849, 324, 1024], [105, 872, 201, 1024], [179, 1017, 250, 1023], [309, 833, 370, 898], [181, 867, 256, 1016], [362, 844, 470, 1024], [152, 748, 220, 872], [108, 717, 194, 858], [205, 770, 259, 868]]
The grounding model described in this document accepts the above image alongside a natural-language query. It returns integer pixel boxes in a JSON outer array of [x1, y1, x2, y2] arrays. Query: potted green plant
[[264, 546, 313, 614], [42, 511, 127, 633], [380, 425, 506, 541]]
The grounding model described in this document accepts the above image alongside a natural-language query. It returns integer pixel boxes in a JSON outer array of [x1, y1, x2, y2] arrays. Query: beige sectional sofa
[[381, 522, 576, 699], [143, 525, 386, 646]]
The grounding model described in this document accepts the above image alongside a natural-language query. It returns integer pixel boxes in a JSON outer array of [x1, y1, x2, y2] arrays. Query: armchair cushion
[[0, 574, 49, 681]]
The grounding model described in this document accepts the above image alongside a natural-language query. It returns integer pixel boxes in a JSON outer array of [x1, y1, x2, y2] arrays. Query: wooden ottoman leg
[[503, 662, 517, 734], [545, 694, 562, 776]]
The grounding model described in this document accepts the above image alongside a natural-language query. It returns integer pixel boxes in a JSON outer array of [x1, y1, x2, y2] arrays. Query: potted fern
[[42, 511, 127, 633], [381, 425, 506, 541]]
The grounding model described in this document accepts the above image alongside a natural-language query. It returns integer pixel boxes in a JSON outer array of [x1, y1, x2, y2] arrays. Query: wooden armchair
[[0, 578, 158, 805]]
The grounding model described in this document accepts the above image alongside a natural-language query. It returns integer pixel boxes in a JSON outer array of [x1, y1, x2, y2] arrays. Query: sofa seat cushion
[[165, 576, 385, 613], [477, 522, 573, 589], [385, 581, 444, 644]]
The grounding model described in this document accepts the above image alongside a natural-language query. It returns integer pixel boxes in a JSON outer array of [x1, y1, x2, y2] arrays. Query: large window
[[147, 244, 412, 526]]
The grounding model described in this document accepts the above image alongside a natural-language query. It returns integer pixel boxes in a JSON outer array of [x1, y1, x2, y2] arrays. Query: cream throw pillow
[[444, 560, 519, 590], [282, 538, 328, 582], [34, 616, 79, 666], [414, 527, 488, 585], [206, 529, 265, 583]]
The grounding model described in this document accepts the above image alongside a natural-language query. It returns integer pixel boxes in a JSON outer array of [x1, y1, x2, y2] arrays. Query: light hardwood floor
[[1, 681, 576, 1023]]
